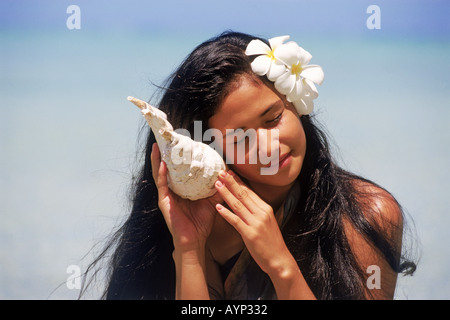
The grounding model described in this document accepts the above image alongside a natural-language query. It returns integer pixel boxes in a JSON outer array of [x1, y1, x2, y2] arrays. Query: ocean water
[[1, 29, 449, 299]]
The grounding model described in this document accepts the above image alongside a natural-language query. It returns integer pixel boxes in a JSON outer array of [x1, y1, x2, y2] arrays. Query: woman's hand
[[214, 170, 316, 299], [213, 170, 293, 276], [152, 143, 222, 299], [151, 143, 221, 251]]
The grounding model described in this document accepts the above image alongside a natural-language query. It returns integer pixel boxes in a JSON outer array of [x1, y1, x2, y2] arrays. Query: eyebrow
[[261, 99, 284, 117], [223, 99, 283, 137]]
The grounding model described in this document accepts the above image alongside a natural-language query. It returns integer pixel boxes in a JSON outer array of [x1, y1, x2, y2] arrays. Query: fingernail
[[216, 203, 223, 210], [215, 180, 223, 188], [219, 170, 227, 178]]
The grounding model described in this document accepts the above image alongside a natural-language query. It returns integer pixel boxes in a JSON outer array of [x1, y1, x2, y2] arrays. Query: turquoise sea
[[1, 1, 449, 299]]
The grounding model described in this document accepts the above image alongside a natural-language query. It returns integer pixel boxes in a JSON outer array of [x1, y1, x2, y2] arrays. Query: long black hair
[[81, 31, 416, 300]]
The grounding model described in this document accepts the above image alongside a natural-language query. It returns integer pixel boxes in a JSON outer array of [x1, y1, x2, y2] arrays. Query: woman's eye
[[267, 112, 283, 125]]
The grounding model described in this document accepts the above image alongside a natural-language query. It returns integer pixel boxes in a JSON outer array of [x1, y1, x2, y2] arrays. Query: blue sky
[[1, 0, 449, 39]]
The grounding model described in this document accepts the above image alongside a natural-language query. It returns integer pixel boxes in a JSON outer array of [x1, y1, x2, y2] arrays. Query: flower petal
[[267, 60, 287, 81], [274, 42, 301, 67], [301, 65, 324, 85], [251, 55, 271, 76], [287, 78, 304, 102], [297, 47, 312, 66], [274, 71, 296, 95], [268, 35, 290, 50], [245, 39, 271, 56], [303, 79, 319, 99], [293, 96, 314, 115]]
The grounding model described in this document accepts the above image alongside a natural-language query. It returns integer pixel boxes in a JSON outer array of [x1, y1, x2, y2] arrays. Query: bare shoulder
[[343, 178, 404, 299], [351, 178, 403, 233]]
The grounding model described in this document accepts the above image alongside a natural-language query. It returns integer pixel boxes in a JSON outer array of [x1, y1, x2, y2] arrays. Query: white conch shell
[[127, 96, 226, 200]]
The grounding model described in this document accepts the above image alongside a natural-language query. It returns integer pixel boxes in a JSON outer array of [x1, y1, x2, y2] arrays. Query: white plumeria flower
[[274, 41, 324, 115], [245, 35, 290, 81]]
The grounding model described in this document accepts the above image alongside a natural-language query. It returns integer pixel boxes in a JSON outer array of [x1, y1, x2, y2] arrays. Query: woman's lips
[[278, 152, 292, 169], [259, 151, 292, 172]]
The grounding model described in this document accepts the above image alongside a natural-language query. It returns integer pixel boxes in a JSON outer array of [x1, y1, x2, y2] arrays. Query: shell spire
[[127, 96, 173, 144], [127, 96, 226, 200]]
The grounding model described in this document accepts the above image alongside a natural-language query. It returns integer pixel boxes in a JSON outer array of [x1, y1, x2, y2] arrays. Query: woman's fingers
[[215, 203, 247, 234], [218, 170, 270, 213], [215, 179, 253, 225]]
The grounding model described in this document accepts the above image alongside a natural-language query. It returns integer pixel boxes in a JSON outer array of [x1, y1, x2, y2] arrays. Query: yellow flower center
[[267, 50, 276, 61], [291, 63, 303, 76]]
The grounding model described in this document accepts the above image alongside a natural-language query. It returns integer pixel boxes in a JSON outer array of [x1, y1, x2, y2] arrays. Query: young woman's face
[[208, 76, 306, 189]]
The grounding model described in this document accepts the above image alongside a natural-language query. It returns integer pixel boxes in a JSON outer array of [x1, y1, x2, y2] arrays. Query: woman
[[83, 31, 416, 300]]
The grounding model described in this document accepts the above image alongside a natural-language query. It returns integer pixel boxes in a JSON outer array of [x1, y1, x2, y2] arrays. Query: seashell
[[127, 96, 226, 200]]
